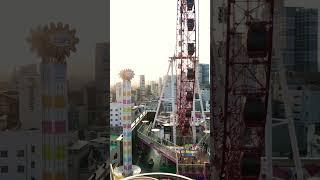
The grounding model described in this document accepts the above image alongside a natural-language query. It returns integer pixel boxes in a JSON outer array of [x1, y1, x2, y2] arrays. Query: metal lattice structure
[[212, 0, 274, 179], [146, 0, 210, 179], [174, 0, 198, 144]]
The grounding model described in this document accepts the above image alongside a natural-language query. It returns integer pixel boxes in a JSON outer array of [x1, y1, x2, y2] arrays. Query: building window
[[17, 150, 24, 158], [31, 146, 35, 153], [31, 161, 35, 168], [17, 165, 24, 173], [0, 151, 8, 158], [0, 166, 8, 173]]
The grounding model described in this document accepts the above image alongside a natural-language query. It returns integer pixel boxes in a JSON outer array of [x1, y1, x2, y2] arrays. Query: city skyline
[[110, 0, 210, 85], [110, 63, 210, 88]]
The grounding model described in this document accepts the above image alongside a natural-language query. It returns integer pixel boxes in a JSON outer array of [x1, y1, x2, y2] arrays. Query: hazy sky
[[0, 0, 109, 82], [110, 0, 210, 85], [1, 0, 318, 85]]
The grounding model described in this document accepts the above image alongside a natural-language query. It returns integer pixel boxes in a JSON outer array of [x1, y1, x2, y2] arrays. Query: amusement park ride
[[211, 0, 276, 179], [211, 0, 304, 179], [27, 22, 79, 180], [111, 0, 309, 179], [134, 0, 211, 178]]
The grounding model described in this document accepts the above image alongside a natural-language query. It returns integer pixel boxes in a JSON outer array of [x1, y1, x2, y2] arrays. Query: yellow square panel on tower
[[43, 145, 51, 160], [55, 145, 66, 160], [42, 96, 52, 108], [54, 96, 66, 108]]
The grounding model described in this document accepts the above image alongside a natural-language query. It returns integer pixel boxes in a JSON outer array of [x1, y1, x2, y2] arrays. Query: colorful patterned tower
[[27, 22, 79, 180], [119, 69, 134, 177]]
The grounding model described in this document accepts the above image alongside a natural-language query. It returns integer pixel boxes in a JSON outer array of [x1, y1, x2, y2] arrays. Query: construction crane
[[212, 0, 275, 179]]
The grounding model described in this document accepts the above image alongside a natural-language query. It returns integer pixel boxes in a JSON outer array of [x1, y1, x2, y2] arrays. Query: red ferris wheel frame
[[212, 0, 274, 179]]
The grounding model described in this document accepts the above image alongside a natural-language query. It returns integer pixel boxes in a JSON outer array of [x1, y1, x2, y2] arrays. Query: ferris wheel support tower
[[212, 0, 276, 179]]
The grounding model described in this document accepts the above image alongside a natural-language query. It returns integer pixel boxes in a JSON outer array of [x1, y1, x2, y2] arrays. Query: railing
[[137, 127, 177, 162], [131, 111, 147, 130], [117, 110, 155, 141], [134, 112, 210, 177], [122, 172, 193, 180]]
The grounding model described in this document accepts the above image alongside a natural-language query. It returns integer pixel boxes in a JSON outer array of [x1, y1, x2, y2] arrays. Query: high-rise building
[[281, 7, 318, 72], [195, 64, 210, 112], [17, 64, 41, 130], [8, 66, 19, 91], [0, 92, 18, 130], [115, 82, 122, 103], [139, 75, 145, 102], [162, 75, 177, 112], [68, 90, 86, 130], [84, 82, 96, 126], [200, 89, 210, 111], [272, 72, 320, 155], [150, 81, 159, 96], [132, 89, 139, 105], [197, 64, 210, 87], [146, 84, 152, 99], [95, 42, 109, 126], [158, 77, 163, 96]]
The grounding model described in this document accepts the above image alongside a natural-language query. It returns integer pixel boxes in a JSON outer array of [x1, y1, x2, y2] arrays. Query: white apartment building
[[0, 130, 41, 180], [110, 103, 122, 127], [17, 64, 41, 130]]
